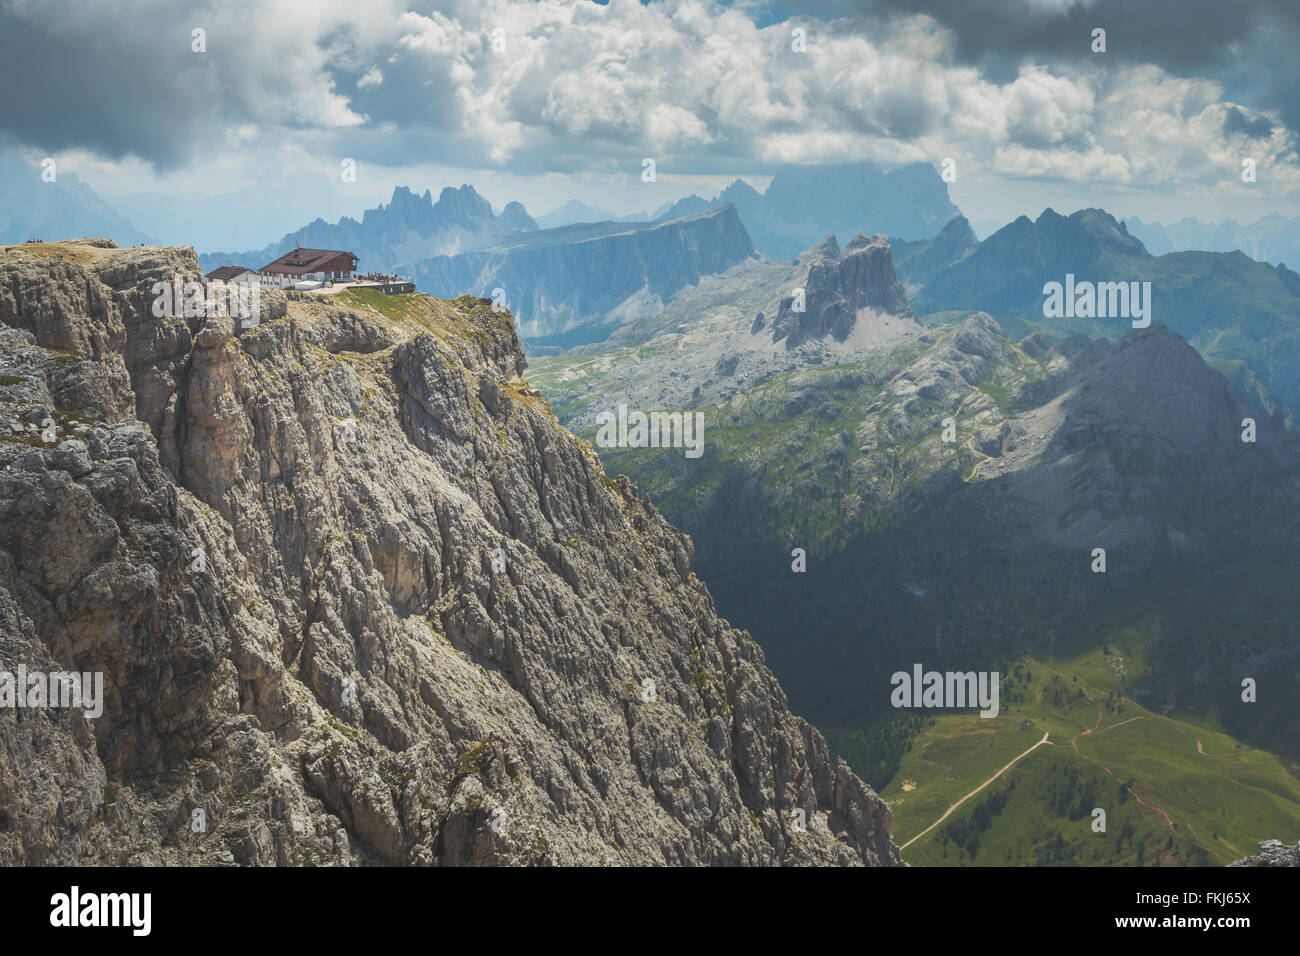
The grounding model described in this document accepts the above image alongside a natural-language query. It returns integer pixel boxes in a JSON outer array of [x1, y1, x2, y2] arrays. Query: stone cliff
[[0, 239, 899, 867], [413, 204, 756, 344], [767, 233, 913, 347]]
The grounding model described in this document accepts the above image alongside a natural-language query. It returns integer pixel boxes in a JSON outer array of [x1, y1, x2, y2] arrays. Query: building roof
[[260, 248, 358, 275], [205, 265, 255, 281]]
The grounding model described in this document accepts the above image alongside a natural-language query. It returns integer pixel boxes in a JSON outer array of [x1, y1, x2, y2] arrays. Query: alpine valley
[[526, 186, 1300, 867]]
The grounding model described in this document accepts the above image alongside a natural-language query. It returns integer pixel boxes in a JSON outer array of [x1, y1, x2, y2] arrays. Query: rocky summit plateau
[[0, 238, 900, 867]]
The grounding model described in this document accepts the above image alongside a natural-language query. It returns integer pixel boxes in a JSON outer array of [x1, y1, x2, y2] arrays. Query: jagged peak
[[845, 232, 890, 252], [719, 177, 763, 201], [796, 234, 840, 263], [937, 215, 977, 242], [771, 228, 911, 347]]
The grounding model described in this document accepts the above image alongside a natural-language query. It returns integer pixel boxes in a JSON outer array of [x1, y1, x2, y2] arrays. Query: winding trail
[[901, 670, 1249, 862], [1095, 763, 1174, 830], [900, 731, 1051, 853], [1070, 692, 1105, 754], [1157, 718, 1237, 757], [962, 435, 992, 482]]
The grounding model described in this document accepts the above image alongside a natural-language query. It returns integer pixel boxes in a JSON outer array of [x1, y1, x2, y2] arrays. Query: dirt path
[[1072, 708, 1231, 861], [1094, 763, 1177, 833], [962, 435, 992, 482], [1071, 691, 1105, 754], [900, 732, 1051, 852], [900, 680, 1241, 861], [1070, 685, 1147, 753], [1092, 714, 1145, 737], [1157, 719, 1236, 757]]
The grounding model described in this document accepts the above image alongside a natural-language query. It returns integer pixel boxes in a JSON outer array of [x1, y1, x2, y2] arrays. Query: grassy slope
[[879, 622, 1300, 866]]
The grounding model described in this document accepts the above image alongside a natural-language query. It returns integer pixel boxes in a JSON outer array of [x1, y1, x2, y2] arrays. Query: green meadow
[[878, 629, 1300, 866]]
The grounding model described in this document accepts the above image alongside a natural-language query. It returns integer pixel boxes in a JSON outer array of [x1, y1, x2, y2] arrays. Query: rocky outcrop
[[769, 234, 912, 347], [0, 238, 899, 867], [413, 205, 756, 344], [199, 184, 528, 276], [1229, 839, 1300, 866], [499, 201, 537, 233]]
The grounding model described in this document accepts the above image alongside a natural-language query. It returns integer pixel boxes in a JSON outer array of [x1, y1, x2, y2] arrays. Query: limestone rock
[[771, 234, 913, 348], [1229, 839, 1300, 866], [0, 240, 900, 867]]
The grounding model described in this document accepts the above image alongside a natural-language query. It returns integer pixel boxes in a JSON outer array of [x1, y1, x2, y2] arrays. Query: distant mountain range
[[197, 185, 538, 276], [412, 204, 756, 347], [890, 215, 981, 294], [902, 207, 1300, 417], [193, 160, 958, 294], [15, 157, 1300, 427], [398, 161, 959, 349], [534, 200, 652, 229], [1124, 214, 1300, 270], [0, 155, 153, 247], [2, 159, 959, 361], [657, 162, 962, 259]]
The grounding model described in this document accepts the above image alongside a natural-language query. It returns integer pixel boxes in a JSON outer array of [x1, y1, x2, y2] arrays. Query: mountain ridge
[[658, 161, 962, 258], [0, 156, 153, 248], [0, 237, 899, 866], [1125, 213, 1300, 271], [198, 184, 535, 277], [908, 207, 1300, 417], [412, 204, 757, 347]]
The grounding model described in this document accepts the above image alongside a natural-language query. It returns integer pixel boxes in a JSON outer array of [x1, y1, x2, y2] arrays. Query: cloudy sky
[[2, 0, 1298, 248]]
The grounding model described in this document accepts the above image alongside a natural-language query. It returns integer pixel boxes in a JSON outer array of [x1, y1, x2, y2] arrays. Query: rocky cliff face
[[413, 205, 756, 345], [0, 238, 899, 867], [767, 234, 912, 348]]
